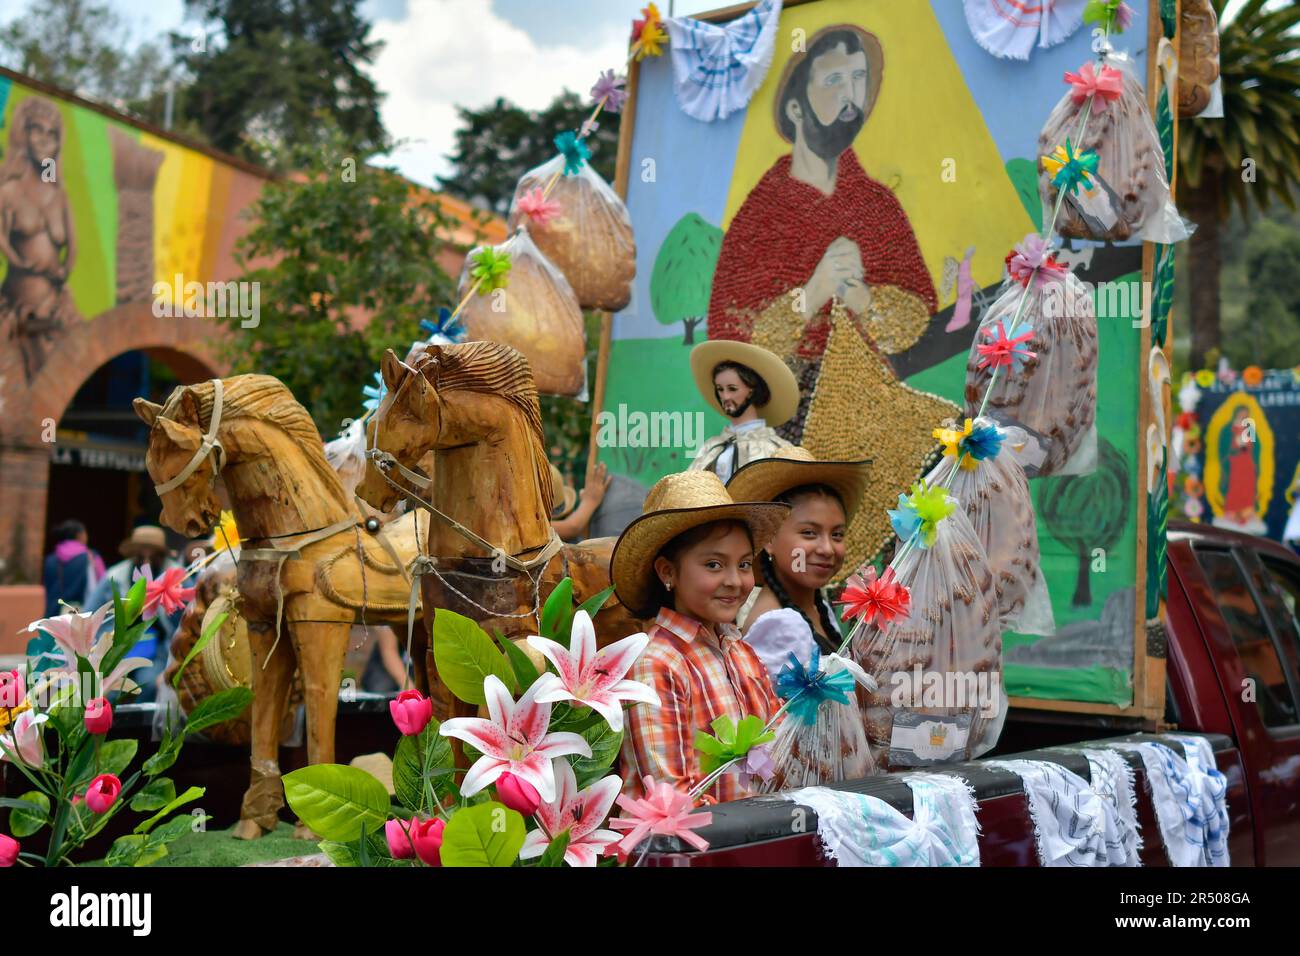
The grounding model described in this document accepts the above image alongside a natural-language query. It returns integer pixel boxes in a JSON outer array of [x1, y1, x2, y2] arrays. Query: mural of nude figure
[[0, 96, 81, 383]]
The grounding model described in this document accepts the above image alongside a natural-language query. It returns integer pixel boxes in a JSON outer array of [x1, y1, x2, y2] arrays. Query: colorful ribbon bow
[[976, 319, 1036, 372], [1043, 138, 1100, 196], [516, 187, 563, 227], [469, 246, 512, 294], [693, 714, 775, 776], [775, 646, 859, 725], [554, 130, 592, 176], [839, 565, 911, 631], [610, 777, 711, 858], [1064, 61, 1123, 109], [1004, 233, 1069, 288], [631, 3, 667, 61], [420, 306, 468, 345], [962, 421, 1005, 463]]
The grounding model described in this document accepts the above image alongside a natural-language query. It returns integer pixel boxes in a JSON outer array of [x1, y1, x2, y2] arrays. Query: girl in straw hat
[[610, 470, 788, 803], [725, 447, 870, 683]]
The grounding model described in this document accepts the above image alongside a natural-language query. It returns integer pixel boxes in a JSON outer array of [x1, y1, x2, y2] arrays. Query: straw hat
[[549, 463, 578, 518], [611, 470, 789, 618], [119, 525, 168, 558], [726, 446, 872, 520], [690, 340, 800, 426]]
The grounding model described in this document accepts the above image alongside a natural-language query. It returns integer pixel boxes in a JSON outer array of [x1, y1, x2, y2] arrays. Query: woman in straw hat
[[726, 447, 870, 683], [611, 470, 788, 803], [687, 340, 799, 483]]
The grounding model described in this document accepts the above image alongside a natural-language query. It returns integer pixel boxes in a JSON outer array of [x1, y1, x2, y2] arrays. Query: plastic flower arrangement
[[282, 579, 712, 867], [4, 577, 250, 866]]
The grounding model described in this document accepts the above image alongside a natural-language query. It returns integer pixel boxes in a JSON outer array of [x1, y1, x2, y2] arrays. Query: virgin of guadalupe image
[[0, 96, 80, 383], [706, 24, 957, 567], [1214, 405, 1267, 534]]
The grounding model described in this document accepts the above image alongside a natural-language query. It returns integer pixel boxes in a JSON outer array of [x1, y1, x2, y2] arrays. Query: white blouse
[[744, 607, 818, 686]]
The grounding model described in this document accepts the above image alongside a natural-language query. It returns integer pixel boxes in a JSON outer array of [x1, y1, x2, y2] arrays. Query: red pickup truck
[[641, 521, 1300, 866]]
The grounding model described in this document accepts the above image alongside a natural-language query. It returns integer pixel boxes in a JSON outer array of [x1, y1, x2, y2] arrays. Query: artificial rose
[[0, 834, 18, 867], [495, 772, 541, 816], [85, 773, 122, 814], [389, 689, 433, 736], [409, 817, 446, 866], [84, 697, 113, 735], [385, 819, 415, 860]]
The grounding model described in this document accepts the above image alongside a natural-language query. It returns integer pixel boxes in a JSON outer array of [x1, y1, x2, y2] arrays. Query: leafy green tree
[[1229, 218, 1300, 368], [438, 91, 620, 215], [650, 212, 723, 345], [1178, 0, 1300, 366], [220, 127, 456, 432], [179, 0, 388, 167]]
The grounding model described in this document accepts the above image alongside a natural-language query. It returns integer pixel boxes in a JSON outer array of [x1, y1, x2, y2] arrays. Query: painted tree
[[1036, 436, 1131, 608], [650, 212, 723, 345]]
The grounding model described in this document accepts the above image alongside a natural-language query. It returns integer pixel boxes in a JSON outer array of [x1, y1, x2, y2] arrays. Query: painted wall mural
[[604, 0, 1162, 706]]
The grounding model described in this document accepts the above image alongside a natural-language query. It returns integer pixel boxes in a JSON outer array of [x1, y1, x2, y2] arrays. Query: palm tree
[[1179, 0, 1300, 367]]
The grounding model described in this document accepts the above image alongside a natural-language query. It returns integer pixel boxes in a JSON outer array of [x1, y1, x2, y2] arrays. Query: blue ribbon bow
[[775, 647, 858, 726]]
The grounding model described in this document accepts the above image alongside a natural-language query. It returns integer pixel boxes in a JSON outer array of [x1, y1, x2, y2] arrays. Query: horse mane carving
[[413, 340, 553, 510], [161, 375, 348, 508]]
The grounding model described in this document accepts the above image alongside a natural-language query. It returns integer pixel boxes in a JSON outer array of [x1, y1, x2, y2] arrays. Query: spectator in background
[[360, 625, 409, 695], [550, 460, 611, 542], [42, 519, 105, 616]]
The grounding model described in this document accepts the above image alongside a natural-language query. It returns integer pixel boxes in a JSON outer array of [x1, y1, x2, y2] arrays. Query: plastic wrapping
[[850, 503, 1006, 769], [924, 421, 1055, 636], [507, 155, 636, 311], [963, 272, 1097, 477], [760, 651, 877, 791], [1178, 0, 1220, 118], [1038, 53, 1190, 243], [457, 227, 587, 396]]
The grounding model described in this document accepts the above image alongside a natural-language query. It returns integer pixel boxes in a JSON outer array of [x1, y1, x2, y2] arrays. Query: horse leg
[[288, 619, 350, 840], [233, 620, 297, 840]]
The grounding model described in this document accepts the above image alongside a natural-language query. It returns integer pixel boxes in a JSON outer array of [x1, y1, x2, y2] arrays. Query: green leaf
[[283, 764, 391, 843], [497, 633, 540, 691], [8, 791, 50, 838], [538, 829, 570, 867], [98, 739, 139, 777], [393, 720, 455, 812], [130, 777, 178, 813], [575, 585, 615, 621], [133, 786, 205, 835], [568, 721, 622, 790], [105, 834, 145, 867], [432, 610, 514, 706], [183, 686, 254, 736], [439, 802, 526, 867], [123, 576, 147, 624], [539, 577, 574, 641], [173, 610, 228, 689], [141, 739, 181, 777], [145, 813, 205, 847]]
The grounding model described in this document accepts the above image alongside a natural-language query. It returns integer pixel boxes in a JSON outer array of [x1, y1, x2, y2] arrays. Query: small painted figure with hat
[[687, 340, 799, 483], [611, 470, 787, 802]]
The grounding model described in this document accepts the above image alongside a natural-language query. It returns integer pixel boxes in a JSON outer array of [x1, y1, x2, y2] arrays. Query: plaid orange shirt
[[620, 607, 780, 805]]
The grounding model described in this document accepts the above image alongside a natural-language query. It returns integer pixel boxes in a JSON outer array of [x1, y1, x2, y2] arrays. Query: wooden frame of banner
[[592, 0, 1176, 724]]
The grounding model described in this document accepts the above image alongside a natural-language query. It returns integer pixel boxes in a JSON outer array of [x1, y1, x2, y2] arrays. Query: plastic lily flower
[[554, 130, 592, 176], [0, 710, 48, 765], [1042, 138, 1099, 196], [133, 565, 196, 619], [610, 776, 712, 859], [469, 246, 513, 294], [591, 69, 628, 113], [519, 760, 622, 868], [838, 565, 911, 630], [516, 187, 563, 228], [527, 610, 659, 732], [27, 604, 110, 663], [1004, 233, 1068, 287], [976, 319, 1036, 372], [1064, 61, 1123, 110], [440, 674, 590, 802]]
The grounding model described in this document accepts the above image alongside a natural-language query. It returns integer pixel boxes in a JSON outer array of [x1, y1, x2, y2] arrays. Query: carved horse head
[[134, 387, 223, 539]]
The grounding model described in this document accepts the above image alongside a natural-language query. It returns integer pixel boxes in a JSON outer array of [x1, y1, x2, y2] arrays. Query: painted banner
[[603, 0, 1164, 707]]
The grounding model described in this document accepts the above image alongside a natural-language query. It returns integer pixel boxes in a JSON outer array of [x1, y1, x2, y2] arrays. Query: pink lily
[[516, 187, 563, 228], [439, 675, 590, 802], [519, 760, 621, 867], [27, 604, 110, 663], [133, 565, 196, 619], [527, 611, 659, 732], [610, 776, 712, 860], [0, 710, 48, 765]]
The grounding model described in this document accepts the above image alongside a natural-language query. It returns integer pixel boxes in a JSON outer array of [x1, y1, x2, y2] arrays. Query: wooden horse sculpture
[[135, 376, 430, 840], [355, 342, 641, 724]]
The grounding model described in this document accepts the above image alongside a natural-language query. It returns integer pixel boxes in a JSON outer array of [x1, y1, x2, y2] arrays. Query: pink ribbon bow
[[609, 776, 712, 859], [1064, 62, 1123, 110]]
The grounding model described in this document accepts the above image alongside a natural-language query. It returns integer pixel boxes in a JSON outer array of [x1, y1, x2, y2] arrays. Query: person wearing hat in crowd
[[86, 525, 184, 703], [549, 460, 612, 542], [688, 340, 800, 483], [612, 470, 788, 803], [726, 446, 871, 683]]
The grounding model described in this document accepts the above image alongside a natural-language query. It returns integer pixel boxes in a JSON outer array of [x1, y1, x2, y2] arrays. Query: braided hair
[[757, 483, 846, 654]]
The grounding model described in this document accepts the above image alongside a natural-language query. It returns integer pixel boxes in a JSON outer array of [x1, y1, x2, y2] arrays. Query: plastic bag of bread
[[456, 227, 587, 396], [507, 155, 635, 311], [1038, 53, 1189, 243], [849, 495, 1005, 769], [963, 259, 1097, 477], [744, 613, 877, 791], [924, 419, 1055, 636]]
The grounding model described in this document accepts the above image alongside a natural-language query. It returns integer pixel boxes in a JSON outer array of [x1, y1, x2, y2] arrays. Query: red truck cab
[[640, 522, 1300, 866]]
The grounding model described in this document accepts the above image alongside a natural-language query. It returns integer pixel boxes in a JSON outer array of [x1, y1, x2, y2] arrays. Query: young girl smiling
[[611, 470, 788, 803]]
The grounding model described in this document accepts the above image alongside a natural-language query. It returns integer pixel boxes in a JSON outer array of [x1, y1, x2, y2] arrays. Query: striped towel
[[663, 0, 783, 122], [987, 757, 1141, 866], [1111, 737, 1230, 867], [784, 773, 981, 867], [962, 0, 1088, 61]]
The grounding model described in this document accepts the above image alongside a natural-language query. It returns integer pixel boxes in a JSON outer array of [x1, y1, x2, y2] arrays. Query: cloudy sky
[[2, 0, 1257, 187]]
